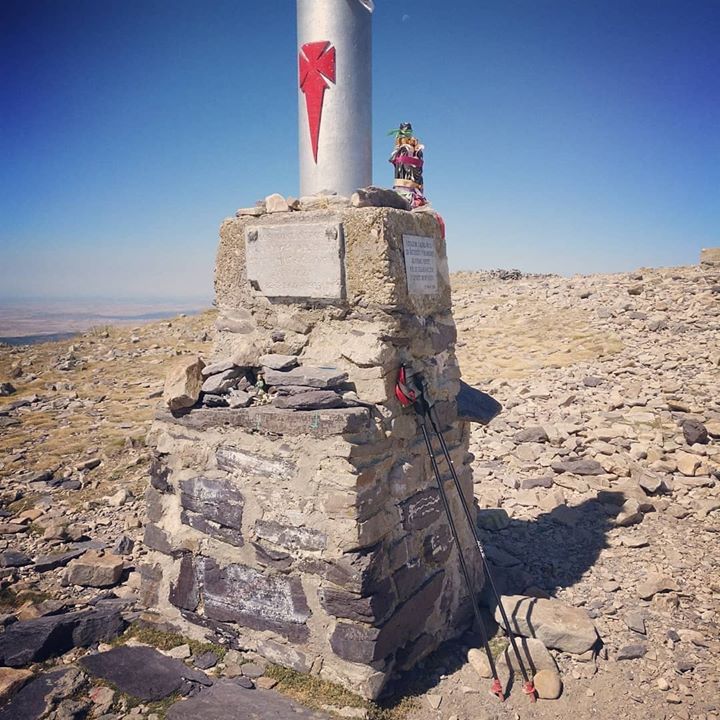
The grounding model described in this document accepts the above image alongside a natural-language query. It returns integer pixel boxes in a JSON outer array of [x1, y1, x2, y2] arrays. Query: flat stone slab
[[166, 679, 330, 720], [246, 222, 344, 299], [80, 645, 211, 701], [263, 366, 348, 389], [157, 405, 370, 438], [0, 668, 69, 720]]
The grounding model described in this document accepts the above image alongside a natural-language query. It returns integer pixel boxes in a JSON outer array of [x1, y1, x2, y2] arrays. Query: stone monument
[[141, 0, 481, 700]]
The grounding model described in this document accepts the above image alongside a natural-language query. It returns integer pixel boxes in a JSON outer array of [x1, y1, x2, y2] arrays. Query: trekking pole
[[395, 367, 505, 701], [414, 372, 536, 702]]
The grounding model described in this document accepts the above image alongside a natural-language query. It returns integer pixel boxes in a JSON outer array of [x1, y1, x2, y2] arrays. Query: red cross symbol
[[299, 41, 336, 163]]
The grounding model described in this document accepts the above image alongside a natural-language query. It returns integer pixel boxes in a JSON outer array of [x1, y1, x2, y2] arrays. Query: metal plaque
[[403, 235, 438, 295], [245, 222, 344, 299]]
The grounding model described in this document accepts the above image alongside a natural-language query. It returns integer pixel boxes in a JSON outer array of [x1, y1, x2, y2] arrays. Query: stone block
[[216, 446, 296, 481], [246, 221, 344, 299], [163, 357, 205, 411], [255, 520, 327, 552], [400, 488, 442, 530], [320, 577, 396, 624], [169, 554, 199, 612], [263, 365, 348, 389], [198, 557, 311, 641], [179, 475, 244, 541]]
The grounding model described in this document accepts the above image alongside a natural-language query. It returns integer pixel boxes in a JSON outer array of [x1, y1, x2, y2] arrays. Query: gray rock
[[165, 679, 326, 720], [637, 573, 677, 600], [0, 668, 72, 720], [227, 390, 252, 408], [625, 610, 647, 634], [193, 651, 218, 670], [0, 607, 125, 667], [533, 668, 562, 699], [202, 393, 229, 408], [259, 354, 299, 371], [551, 458, 604, 476], [520, 476, 554, 490], [495, 595, 598, 654], [263, 365, 348, 389], [273, 390, 344, 410], [0, 383, 16, 396], [351, 186, 410, 210], [164, 357, 205, 411], [681, 419, 708, 445], [617, 643, 647, 660], [0, 549, 32, 567], [240, 662, 264, 679], [80, 645, 210, 701], [201, 358, 236, 377], [34, 549, 86, 572], [514, 426, 549, 443], [201, 367, 243, 395], [63, 550, 124, 588], [112, 535, 134, 556], [582, 376, 603, 387]]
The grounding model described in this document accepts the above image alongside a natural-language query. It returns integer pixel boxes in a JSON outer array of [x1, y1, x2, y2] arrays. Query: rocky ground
[[0, 262, 718, 719]]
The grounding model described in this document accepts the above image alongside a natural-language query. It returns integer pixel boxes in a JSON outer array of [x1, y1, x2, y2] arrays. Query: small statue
[[388, 122, 428, 208]]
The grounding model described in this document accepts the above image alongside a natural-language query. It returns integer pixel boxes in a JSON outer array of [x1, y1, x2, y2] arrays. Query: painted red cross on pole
[[299, 41, 336, 163]]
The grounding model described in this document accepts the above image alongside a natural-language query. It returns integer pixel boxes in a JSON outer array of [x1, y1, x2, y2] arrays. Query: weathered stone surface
[[80, 645, 210, 701], [164, 356, 205, 411], [0, 668, 70, 720], [351, 186, 410, 210], [179, 475, 244, 544], [169, 554, 199, 611], [259, 354, 299, 370], [201, 367, 243, 394], [637, 573, 677, 599], [681, 419, 708, 445], [534, 668, 562, 699], [201, 358, 236, 377], [166, 679, 327, 720], [246, 221, 344, 299], [514, 426, 549, 443], [495, 595, 598, 654], [0, 607, 125, 667], [617, 643, 647, 660], [320, 579, 396, 624], [34, 549, 85, 572], [264, 193, 289, 213], [263, 365, 348, 389], [675, 450, 701, 476], [0, 667, 33, 704], [330, 572, 444, 663], [63, 550, 124, 588], [157, 405, 370, 437], [273, 389, 344, 410], [255, 520, 327, 551], [0, 549, 32, 567], [143, 523, 181, 556], [216, 446, 296, 481], [401, 489, 442, 531], [198, 557, 311, 641], [551, 458, 604, 476]]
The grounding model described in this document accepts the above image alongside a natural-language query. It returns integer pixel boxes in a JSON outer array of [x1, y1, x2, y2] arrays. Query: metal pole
[[297, 0, 373, 197]]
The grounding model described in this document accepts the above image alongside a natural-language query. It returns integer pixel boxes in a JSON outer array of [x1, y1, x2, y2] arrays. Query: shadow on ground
[[378, 491, 626, 705]]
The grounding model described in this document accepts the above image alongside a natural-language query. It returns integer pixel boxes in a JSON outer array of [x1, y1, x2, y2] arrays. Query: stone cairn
[[141, 190, 481, 699]]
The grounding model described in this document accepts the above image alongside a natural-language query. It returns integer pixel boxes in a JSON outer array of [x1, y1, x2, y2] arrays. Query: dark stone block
[[254, 520, 327, 552], [423, 524, 453, 564], [143, 523, 182, 557], [179, 476, 244, 531], [352, 186, 410, 210], [430, 320, 457, 353], [273, 390, 345, 410], [330, 572, 444, 664], [401, 489, 441, 531], [393, 560, 428, 602], [150, 454, 171, 492], [320, 577, 396, 624], [457, 380, 502, 425], [169, 554, 199, 612], [80, 645, 210, 701], [181, 510, 244, 547], [395, 632, 435, 670], [0, 668, 70, 720], [325, 545, 385, 595], [0, 607, 125, 667], [253, 542, 293, 572], [0, 549, 32, 567], [145, 485, 164, 523], [329, 622, 381, 664], [199, 557, 311, 642], [157, 405, 371, 438]]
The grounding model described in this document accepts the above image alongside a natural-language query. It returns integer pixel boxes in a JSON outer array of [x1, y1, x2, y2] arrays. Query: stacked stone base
[[142, 203, 480, 699]]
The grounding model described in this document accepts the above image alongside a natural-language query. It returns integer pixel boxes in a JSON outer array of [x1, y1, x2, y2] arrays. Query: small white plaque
[[403, 235, 438, 295], [246, 222, 344, 299]]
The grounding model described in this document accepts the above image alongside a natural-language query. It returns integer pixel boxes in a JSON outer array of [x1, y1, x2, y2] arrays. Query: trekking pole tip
[[523, 680, 537, 702], [491, 678, 505, 702]]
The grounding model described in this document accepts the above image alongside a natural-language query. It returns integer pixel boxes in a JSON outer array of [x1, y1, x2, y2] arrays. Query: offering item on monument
[[388, 122, 428, 208]]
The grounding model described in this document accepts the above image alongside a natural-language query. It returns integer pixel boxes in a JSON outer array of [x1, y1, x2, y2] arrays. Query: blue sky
[[1, 0, 718, 299]]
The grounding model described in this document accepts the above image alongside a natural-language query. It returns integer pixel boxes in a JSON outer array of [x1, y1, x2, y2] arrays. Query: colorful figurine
[[388, 122, 428, 208]]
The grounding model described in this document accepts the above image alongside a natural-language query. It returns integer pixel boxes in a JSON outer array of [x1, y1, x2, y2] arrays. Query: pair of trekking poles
[[394, 365, 536, 703]]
